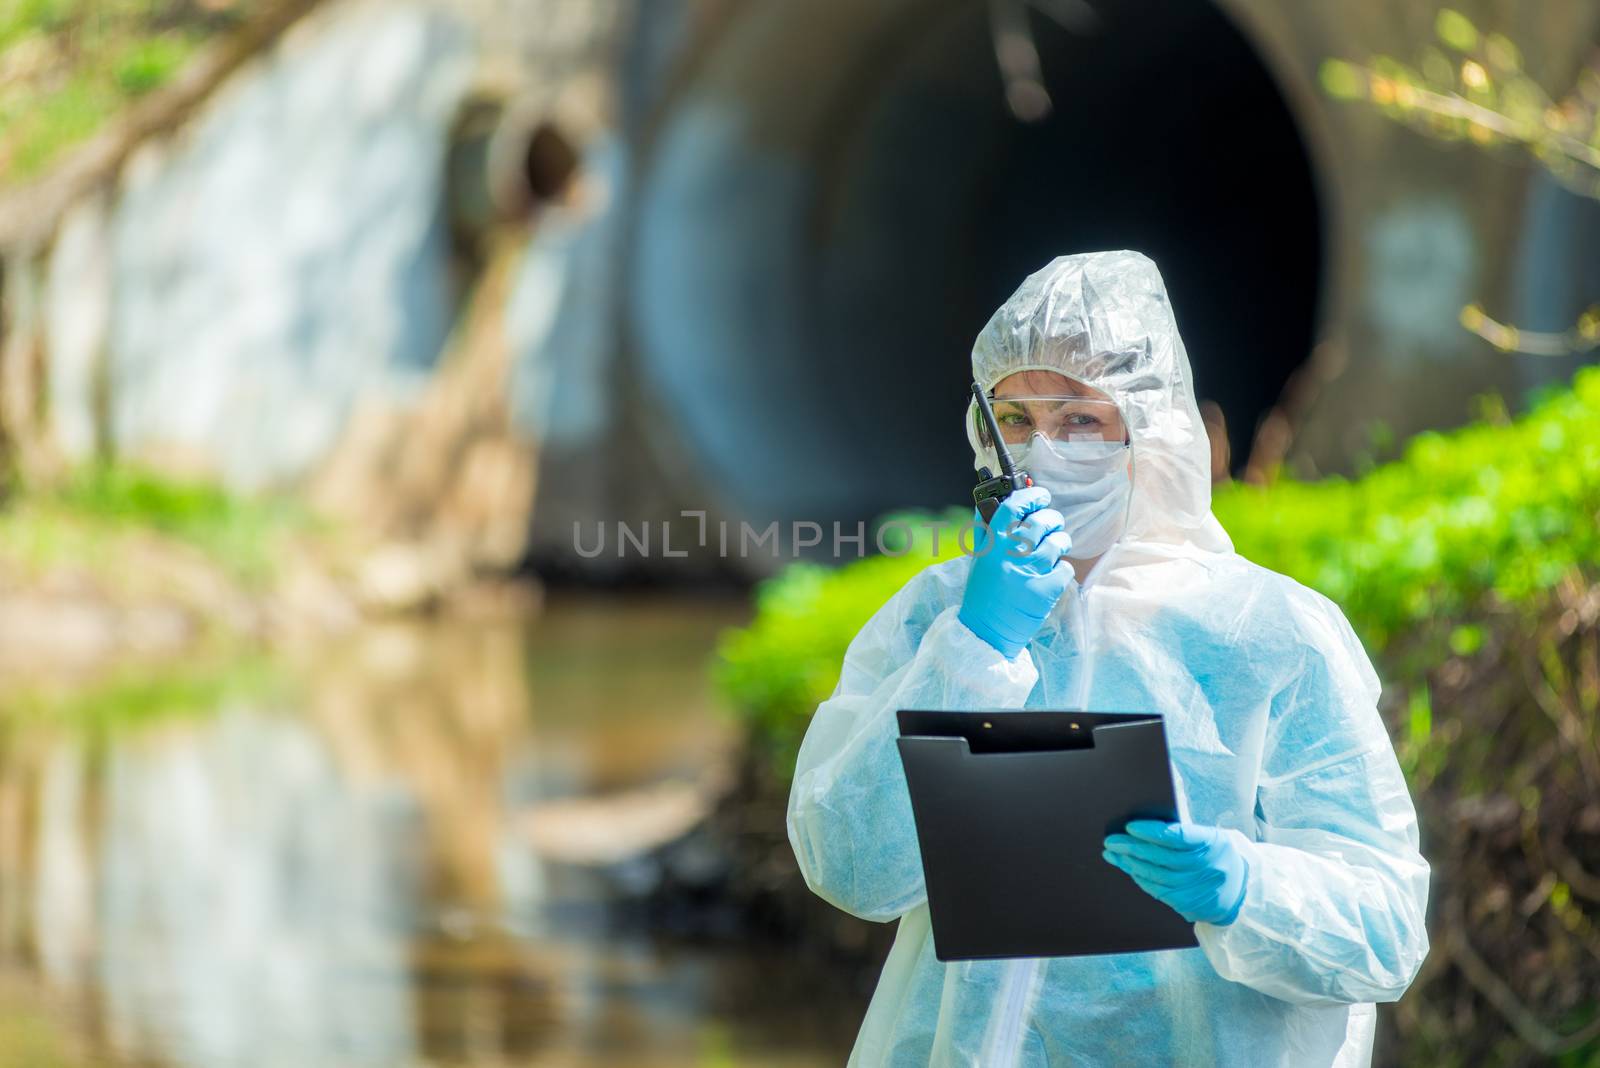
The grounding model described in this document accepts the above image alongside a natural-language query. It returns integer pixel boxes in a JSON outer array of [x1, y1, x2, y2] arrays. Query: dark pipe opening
[[524, 122, 581, 203], [632, 0, 1322, 541]]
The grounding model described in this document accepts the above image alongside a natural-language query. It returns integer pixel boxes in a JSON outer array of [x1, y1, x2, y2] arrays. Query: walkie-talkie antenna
[[972, 381, 1018, 479]]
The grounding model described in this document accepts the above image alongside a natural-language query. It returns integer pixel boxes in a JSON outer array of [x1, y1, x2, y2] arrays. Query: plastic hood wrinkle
[[967, 250, 1231, 556]]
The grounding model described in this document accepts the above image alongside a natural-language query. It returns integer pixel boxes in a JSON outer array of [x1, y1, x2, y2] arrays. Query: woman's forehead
[[993, 369, 1112, 402]]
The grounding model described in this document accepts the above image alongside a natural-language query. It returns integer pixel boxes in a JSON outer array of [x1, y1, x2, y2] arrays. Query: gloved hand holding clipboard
[[896, 709, 1197, 961]]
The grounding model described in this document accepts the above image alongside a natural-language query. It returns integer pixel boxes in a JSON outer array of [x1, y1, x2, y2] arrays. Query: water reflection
[[0, 596, 861, 1067]]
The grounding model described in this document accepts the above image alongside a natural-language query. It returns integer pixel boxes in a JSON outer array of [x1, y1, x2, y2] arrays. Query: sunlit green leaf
[[1436, 9, 1479, 51]]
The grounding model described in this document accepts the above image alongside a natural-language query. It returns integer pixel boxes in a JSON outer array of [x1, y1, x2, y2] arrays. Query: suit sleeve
[[1195, 593, 1431, 1004], [787, 566, 1039, 921]]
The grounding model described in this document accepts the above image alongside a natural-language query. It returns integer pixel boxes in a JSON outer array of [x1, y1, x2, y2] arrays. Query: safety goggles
[[970, 394, 1129, 448]]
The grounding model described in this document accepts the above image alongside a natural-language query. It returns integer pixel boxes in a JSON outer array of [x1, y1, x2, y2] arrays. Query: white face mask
[[1019, 436, 1133, 559]]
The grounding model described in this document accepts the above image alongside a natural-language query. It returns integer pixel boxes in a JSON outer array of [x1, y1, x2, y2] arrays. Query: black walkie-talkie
[[971, 381, 1033, 525]]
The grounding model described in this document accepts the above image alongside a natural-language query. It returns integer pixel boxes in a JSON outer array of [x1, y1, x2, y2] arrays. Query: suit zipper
[[1068, 577, 1093, 707], [989, 577, 1098, 1065], [990, 957, 1038, 1065], [985, 549, 1113, 1061], [998, 559, 1100, 1061]]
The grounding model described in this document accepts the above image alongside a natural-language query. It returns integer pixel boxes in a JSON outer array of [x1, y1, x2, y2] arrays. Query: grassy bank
[[0, 461, 311, 586], [0, 461, 337, 692]]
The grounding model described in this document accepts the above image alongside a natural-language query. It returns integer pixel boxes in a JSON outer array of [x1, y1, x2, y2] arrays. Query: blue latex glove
[[958, 487, 1074, 659], [1102, 820, 1250, 926]]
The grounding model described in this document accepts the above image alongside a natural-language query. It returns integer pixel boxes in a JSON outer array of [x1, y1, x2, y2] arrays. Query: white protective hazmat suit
[[786, 251, 1430, 1066]]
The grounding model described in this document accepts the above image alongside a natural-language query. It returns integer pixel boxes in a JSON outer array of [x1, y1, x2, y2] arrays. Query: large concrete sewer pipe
[[619, 0, 1322, 571]]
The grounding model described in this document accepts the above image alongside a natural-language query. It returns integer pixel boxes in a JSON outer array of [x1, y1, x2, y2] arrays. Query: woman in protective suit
[[786, 250, 1430, 1066]]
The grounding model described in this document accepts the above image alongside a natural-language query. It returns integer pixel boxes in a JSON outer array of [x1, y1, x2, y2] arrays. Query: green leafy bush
[[715, 509, 970, 768], [1213, 372, 1600, 649]]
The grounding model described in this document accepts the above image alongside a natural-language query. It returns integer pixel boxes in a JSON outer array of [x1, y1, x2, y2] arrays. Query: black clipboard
[[896, 709, 1198, 961]]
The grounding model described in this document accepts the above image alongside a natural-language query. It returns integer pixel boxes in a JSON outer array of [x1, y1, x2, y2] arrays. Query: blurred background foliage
[[1321, 7, 1600, 358], [0, 0, 249, 181], [715, 364, 1600, 1065], [0, 461, 312, 584], [1319, 9, 1600, 203]]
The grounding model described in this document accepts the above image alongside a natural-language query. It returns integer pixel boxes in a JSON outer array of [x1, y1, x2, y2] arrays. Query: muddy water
[[0, 596, 864, 1068]]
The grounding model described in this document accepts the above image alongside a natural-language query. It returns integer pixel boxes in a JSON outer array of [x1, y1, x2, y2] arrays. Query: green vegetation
[[717, 367, 1600, 762], [0, 462, 310, 729], [715, 366, 1600, 1066], [0, 461, 313, 586], [715, 510, 964, 770], [1212, 375, 1600, 648], [0, 0, 250, 183]]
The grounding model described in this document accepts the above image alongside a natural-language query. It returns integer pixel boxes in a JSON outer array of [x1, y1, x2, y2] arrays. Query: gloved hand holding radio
[[957, 486, 1074, 660]]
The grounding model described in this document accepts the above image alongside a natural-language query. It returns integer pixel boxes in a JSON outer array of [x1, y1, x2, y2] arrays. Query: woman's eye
[[997, 411, 1030, 427]]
